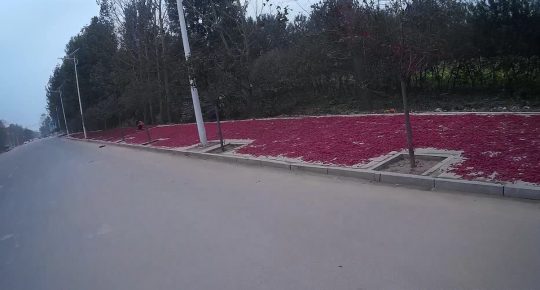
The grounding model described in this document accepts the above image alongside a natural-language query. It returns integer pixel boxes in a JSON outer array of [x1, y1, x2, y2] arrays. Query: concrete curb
[[259, 159, 292, 170], [379, 172, 435, 189], [291, 164, 328, 175], [434, 178, 503, 196], [67, 137, 540, 201], [504, 184, 540, 200], [327, 167, 380, 182]]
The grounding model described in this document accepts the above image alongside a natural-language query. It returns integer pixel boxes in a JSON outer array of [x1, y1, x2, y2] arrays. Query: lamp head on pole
[[67, 48, 80, 57], [59, 48, 79, 61]]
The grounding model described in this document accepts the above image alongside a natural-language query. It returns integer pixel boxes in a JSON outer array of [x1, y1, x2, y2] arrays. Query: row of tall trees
[[0, 120, 38, 151], [45, 0, 540, 133]]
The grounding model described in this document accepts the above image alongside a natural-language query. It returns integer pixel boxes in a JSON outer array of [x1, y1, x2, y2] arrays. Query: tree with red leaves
[[388, 0, 448, 168]]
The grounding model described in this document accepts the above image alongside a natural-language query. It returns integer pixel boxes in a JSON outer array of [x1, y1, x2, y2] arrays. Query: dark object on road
[[137, 121, 144, 130], [99, 145, 106, 148]]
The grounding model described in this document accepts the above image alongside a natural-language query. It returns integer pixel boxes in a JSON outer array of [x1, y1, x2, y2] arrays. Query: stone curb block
[[144, 146, 171, 154], [259, 159, 292, 170], [504, 184, 540, 200], [291, 164, 328, 174], [379, 171, 435, 189], [327, 167, 380, 182], [234, 156, 262, 166], [196, 153, 236, 163], [185, 151, 209, 160], [434, 178, 503, 196]]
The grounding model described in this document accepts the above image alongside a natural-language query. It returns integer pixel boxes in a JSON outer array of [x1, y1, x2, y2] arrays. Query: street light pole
[[60, 48, 86, 139], [53, 88, 70, 136], [72, 57, 87, 139], [175, 0, 208, 146], [59, 89, 69, 136], [55, 106, 61, 130]]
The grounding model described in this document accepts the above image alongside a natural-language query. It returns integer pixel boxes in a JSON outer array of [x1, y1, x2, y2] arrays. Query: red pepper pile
[[72, 114, 540, 184]]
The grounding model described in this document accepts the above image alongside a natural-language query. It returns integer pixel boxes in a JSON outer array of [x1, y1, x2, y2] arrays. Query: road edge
[[66, 137, 540, 201]]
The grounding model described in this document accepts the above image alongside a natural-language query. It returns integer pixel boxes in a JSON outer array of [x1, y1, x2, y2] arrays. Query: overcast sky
[[0, 0, 99, 130], [0, 0, 316, 130]]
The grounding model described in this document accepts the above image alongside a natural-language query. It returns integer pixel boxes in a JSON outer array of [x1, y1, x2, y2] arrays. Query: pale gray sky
[[0, 0, 99, 130], [0, 0, 316, 130]]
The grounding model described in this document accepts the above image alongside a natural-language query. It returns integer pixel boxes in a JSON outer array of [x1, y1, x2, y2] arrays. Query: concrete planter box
[[379, 172, 435, 189]]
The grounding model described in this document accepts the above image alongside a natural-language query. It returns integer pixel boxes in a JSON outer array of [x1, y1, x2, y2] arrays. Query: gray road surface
[[1, 138, 539, 290]]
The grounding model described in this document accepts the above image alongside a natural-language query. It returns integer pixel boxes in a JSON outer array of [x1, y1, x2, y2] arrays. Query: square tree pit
[[373, 154, 448, 175]]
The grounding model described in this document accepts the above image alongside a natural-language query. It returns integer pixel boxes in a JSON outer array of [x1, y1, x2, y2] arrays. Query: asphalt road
[[1, 138, 539, 290]]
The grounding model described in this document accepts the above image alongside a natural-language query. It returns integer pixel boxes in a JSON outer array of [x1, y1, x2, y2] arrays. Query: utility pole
[[175, 0, 208, 146], [60, 48, 87, 139]]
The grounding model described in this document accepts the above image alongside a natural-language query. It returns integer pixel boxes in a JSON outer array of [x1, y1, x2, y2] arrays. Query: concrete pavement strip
[[67, 137, 540, 201]]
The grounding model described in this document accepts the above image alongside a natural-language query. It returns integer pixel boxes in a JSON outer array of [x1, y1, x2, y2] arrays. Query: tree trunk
[[157, 0, 171, 123], [143, 107, 147, 125], [149, 100, 154, 125], [401, 77, 415, 168], [215, 104, 224, 151], [155, 42, 164, 124]]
